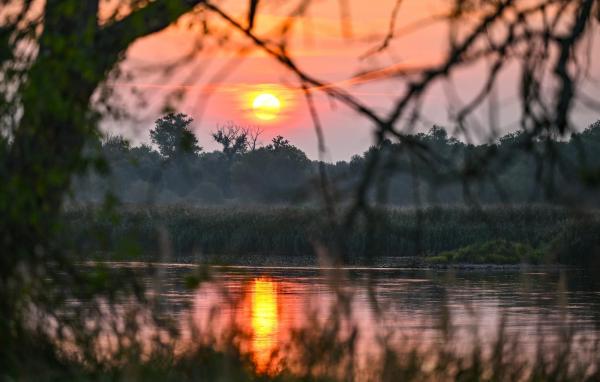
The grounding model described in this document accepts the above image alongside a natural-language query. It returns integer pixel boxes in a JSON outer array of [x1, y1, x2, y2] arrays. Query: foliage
[[63, 205, 597, 264], [150, 113, 201, 160], [548, 218, 600, 266], [425, 240, 545, 265], [212, 122, 252, 160], [231, 136, 311, 202], [72, 121, 600, 207]]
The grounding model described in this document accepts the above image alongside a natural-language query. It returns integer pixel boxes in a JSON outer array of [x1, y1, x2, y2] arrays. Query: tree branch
[[98, 0, 206, 56]]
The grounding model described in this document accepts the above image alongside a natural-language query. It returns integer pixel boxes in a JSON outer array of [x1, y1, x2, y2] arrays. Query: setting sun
[[252, 93, 281, 121]]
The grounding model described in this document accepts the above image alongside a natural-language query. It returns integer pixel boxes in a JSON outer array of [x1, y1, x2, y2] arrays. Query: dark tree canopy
[[150, 113, 201, 160], [212, 123, 251, 160], [72, 119, 600, 207], [231, 136, 311, 202]]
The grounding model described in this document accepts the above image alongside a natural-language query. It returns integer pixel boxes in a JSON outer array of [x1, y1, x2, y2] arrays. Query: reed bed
[[63, 205, 599, 264]]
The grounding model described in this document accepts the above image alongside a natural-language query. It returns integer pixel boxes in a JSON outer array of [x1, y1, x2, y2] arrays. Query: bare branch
[[98, 0, 206, 56], [360, 0, 404, 59], [248, 0, 259, 30]]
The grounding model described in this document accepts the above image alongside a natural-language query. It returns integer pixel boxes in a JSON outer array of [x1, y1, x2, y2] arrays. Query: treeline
[[72, 114, 600, 206]]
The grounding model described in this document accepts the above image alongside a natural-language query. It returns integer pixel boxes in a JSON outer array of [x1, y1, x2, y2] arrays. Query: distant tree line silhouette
[[71, 114, 600, 207]]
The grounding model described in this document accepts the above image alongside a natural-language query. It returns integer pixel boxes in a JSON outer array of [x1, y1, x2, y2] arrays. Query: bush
[[186, 182, 224, 204], [426, 240, 545, 265], [548, 219, 600, 266]]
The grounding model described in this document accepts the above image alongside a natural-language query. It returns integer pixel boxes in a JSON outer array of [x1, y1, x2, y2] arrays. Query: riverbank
[[63, 205, 600, 265]]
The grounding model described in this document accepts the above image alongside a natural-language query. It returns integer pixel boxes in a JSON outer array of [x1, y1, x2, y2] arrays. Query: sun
[[252, 93, 281, 121]]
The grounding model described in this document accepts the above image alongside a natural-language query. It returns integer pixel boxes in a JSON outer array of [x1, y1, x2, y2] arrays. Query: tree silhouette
[[232, 136, 310, 201], [212, 123, 250, 161], [150, 113, 201, 160], [268, 136, 291, 150]]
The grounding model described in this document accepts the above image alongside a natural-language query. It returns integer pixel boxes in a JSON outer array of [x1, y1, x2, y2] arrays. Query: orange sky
[[104, 0, 600, 160]]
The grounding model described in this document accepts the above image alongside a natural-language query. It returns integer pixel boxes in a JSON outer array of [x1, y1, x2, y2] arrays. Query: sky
[[103, 0, 600, 161]]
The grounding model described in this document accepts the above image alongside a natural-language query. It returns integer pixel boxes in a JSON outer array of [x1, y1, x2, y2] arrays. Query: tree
[[150, 113, 201, 160], [231, 136, 311, 202], [102, 135, 132, 159], [212, 122, 251, 160], [268, 135, 291, 150], [0, 1, 208, 369]]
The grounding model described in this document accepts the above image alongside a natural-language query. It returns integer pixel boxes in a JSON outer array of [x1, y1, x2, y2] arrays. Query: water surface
[[109, 263, 600, 371]]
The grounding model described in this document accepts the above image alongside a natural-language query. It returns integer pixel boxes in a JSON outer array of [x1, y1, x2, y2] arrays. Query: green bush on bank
[[425, 240, 545, 265]]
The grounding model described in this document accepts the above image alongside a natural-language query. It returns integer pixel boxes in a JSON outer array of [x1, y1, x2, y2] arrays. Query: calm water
[[106, 263, 600, 371]]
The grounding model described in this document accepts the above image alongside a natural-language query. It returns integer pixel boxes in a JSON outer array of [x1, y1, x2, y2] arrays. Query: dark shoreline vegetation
[[72, 118, 600, 207], [65, 117, 600, 267], [65, 205, 600, 266]]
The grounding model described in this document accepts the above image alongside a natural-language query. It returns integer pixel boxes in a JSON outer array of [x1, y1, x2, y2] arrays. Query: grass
[[62, 205, 600, 265], [8, 283, 600, 382]]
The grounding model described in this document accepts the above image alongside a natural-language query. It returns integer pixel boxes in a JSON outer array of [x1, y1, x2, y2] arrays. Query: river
[[99, 263, 600, 374]]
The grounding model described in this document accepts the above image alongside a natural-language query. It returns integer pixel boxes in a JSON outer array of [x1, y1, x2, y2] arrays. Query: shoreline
[[84, 255, 577, 272]]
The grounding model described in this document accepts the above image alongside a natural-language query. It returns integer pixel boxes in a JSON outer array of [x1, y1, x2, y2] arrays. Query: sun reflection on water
[[250, 278, 278, 372]]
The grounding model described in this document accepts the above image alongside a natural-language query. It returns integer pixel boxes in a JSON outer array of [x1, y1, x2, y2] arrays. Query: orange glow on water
[[250, 278, 279, 372]]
